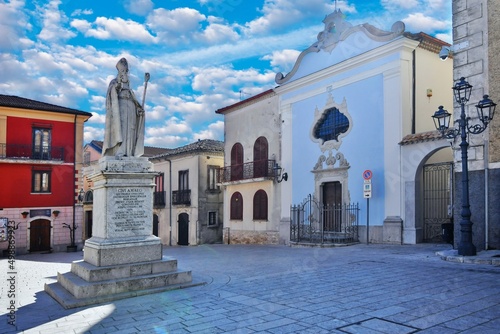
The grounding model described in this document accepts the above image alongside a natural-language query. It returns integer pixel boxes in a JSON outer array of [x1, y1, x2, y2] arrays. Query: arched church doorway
[[423, 162, 453, 242]]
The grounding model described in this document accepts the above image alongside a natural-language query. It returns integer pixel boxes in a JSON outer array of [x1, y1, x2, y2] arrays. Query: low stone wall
[[223, 229, 279, 245]]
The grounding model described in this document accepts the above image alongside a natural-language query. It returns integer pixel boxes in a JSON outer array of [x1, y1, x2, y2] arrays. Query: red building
[[0, 95, 91, 254]]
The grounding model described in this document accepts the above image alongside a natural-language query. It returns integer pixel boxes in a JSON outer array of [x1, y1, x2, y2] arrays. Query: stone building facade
[[452, 0, 499, 250]]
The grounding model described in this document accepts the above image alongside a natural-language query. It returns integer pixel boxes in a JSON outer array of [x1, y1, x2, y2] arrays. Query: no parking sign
[[363, 170, 372, 198]]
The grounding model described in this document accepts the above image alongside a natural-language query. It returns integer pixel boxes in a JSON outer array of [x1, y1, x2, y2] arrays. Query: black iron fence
[[218, 159, 276, 183], [0, 143, 65, 161], [290, 194, 359, 244]]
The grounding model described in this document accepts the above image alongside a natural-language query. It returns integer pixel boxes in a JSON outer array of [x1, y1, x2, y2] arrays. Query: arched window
[[230, 192, 243, 220], [253, 137, 268, 178], [253, 190, 268, 220], [84, 190, 93, 204], [231, 143, 244, 180]]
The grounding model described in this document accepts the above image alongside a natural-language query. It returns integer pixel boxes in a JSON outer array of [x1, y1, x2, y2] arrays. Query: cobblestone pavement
[[1, 243, 499, 333]]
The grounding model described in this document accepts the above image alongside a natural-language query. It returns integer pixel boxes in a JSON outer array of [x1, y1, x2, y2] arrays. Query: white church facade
[[217, 10, 454, 245]]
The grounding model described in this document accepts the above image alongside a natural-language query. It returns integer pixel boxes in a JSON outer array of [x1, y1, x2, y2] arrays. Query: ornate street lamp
[[432, 77, 497, 256]]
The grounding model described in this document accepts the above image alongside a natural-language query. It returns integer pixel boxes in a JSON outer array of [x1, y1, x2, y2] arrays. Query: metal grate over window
[[314, 107, 349, 142]]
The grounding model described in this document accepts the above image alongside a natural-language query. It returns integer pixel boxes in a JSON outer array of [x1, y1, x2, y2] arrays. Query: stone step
[[56, 268, 193, 299], [71, 256, 178, 282], [44, 274, 205, 309]]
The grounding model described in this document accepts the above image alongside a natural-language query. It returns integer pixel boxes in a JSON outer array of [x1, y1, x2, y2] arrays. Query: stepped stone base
[[83, 236, 162, 266], [45, 256, 203, 309]]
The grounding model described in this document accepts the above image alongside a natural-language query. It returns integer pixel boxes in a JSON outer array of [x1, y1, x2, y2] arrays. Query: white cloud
[[84, 126, 104, 143], [71, 9, 93, 17], [435, 33, 451, 44], [402, 12, 450, 32], [146, 7, 242, 46], [145, 117, 193, 147], [193, 120, 224, 141], [162, 24, 320, 67], [425, 0, 447, 10], [147, 7, 205, 34], [147, 117, 191, 137], [261, 49, 301, 72], [124, 0, 154, 16], [37, 0, 76, 42], [0, 0, 31, 51], [245, 0, 336, 35], [71, 17, 157, 44], [191, 66, 275, 98], [198, 22, 240, 44], [381, 0, 419, 10], [145, 134, 189, 147], [87, 112, 106, 124]]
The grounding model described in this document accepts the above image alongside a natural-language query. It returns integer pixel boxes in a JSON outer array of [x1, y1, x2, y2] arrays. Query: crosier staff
[[142, 72, 150, 109]]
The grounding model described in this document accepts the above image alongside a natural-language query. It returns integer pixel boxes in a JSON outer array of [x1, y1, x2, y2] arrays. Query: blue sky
[[0, 0, 452, 148]]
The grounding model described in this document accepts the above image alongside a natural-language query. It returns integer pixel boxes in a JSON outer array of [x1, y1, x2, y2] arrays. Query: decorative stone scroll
[[275, 9, 405, 84], [313, 151, 349, 171]]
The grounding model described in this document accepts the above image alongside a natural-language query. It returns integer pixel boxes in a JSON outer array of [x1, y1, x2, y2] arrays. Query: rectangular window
[[154, 173, 165, 208], [179, 170, 189, 191], [208, 211, 217, 226], [32, 170, 51, 193], [173, 170, 191, 205], [207, 165, 219, 191], [32, 127, 51, 160]]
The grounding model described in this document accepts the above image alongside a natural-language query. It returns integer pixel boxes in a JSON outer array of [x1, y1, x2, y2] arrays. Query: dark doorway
[[423, 162, 453, 242], [323, 181, 342, 232], [29, 219, 51, 252], [153, 214, 159, 237], [84, 210, 93, 240], [178, 213, 189, 245]]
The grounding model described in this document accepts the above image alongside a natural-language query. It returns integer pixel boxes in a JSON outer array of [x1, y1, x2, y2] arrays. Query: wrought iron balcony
[[218, 159, 276, 183], [0, 143, 65, 161], [172, 189, 191, 206], [154, 191, 166, 208]]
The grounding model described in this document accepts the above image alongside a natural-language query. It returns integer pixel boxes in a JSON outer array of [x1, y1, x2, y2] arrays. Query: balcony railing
[[154, 191, 166, 208], [172, 189, 191, 206], [0, 143, 65, 161], [218, 159, 276, 183]]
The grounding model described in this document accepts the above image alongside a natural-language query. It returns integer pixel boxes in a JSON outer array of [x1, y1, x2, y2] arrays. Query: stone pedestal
[[45, 157, 200, 309], [383, 216, 403, 244]]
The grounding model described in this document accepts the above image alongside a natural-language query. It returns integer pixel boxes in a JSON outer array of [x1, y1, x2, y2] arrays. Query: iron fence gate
[[290, 194, 359, 244], [423, 162, 453, 242]]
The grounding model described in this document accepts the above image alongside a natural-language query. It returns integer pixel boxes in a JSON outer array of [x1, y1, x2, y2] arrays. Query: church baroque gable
[[275, 9, 405, 84]]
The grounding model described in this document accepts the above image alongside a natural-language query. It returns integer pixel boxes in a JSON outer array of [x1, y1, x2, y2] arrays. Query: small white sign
[[363, 180, 372, 198]]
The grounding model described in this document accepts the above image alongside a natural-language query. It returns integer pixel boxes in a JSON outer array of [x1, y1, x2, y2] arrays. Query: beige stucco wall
[[153, 155, 199, 246], [221, 93, 283, 243], [153, 151, 224, 246], [414, 48, 454, 134]]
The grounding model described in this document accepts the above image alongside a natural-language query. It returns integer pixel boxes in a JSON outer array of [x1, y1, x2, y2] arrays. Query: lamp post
[[432, 77, 496, 256], [273, 162, 288, 183]]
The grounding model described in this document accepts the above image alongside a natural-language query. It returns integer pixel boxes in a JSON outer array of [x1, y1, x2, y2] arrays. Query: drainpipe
[[411, 49, 416, 134], [72, 114, 77, 248], [484, 140, 489, 250], [167, 159, 172, 246]]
